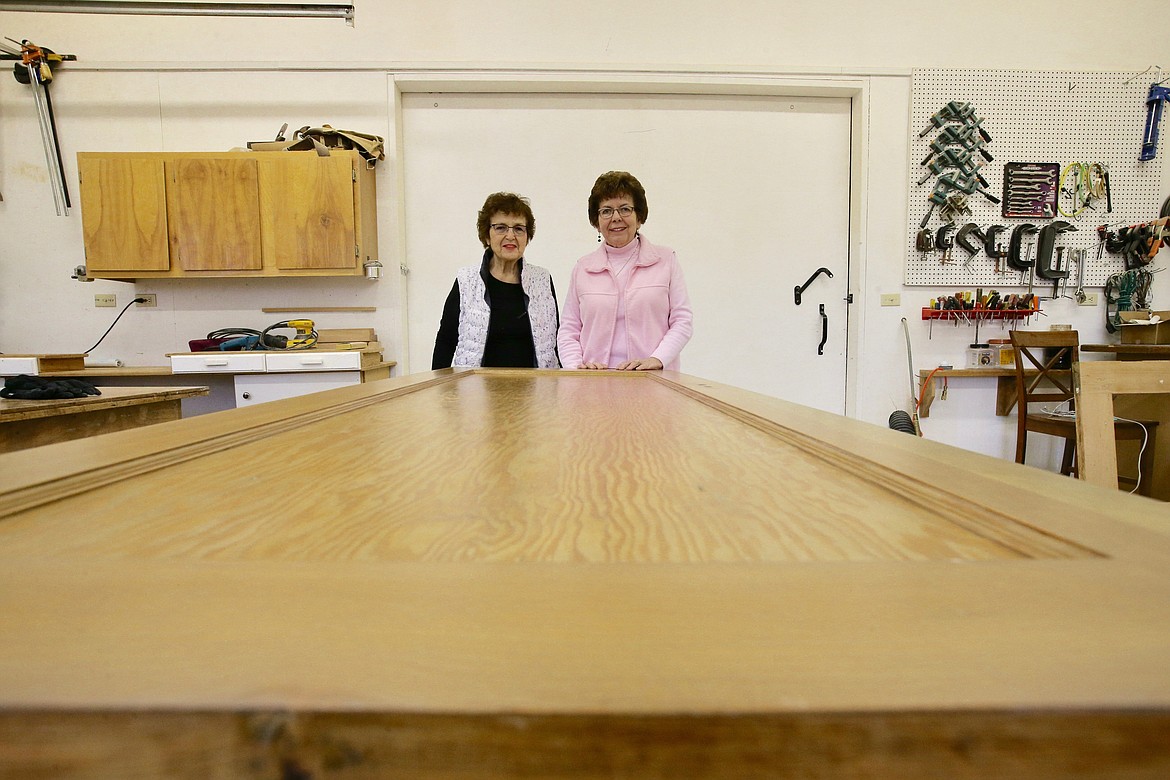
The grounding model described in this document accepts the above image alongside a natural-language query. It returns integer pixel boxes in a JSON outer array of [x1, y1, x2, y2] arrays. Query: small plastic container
[[967, 343, 995, 368], [989, 338, 1015, 367]]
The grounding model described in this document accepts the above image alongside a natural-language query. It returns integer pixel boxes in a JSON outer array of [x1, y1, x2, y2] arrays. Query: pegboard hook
[[1125, 65, 1163, 86]]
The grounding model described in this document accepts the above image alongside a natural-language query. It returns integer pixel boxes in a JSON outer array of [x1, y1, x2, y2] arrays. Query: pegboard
[[906, 68, 1165, 289]]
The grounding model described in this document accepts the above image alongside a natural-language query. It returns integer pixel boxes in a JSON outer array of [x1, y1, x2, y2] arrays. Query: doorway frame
[[387, 72, 871, 417]]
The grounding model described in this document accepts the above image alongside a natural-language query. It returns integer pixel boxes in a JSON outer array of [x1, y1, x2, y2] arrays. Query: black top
[[481, 274, 536, 368], [432, 253, 554, 369]]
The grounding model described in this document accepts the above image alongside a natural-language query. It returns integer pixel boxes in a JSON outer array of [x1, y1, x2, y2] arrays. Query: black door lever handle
[[818, 303, 828, 355], [795, 267, 833, 305]]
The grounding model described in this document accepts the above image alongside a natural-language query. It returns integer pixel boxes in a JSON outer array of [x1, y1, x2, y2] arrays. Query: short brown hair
[[477, 192, 536, 247], [587, 171, 649, 229]]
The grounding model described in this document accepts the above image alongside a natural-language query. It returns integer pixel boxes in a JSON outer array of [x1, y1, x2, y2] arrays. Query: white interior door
[[401, 92, 852, 413]]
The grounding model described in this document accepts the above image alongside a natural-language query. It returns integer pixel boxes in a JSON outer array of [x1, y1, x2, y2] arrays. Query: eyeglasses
[[490, 223, 528, 237], [598, 205, 636, 219]]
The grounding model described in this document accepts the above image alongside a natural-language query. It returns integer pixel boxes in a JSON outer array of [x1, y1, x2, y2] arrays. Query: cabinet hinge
[[352, 169, 357, 182], [355, 244, 360, 257]]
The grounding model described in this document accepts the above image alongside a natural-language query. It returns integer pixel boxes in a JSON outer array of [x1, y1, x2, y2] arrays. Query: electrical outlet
[[880, 293, 901, 307], [1079, 293, 1099, 307], [94, 294, 116, 307], [136, 294, 157, 307]]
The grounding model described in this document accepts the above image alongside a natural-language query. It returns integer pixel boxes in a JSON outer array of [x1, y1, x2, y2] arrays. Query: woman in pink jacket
[[557, 171, 693, 371]]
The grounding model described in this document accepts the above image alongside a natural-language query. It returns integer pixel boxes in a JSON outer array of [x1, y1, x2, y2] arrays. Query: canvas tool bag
[[248, 124, 385, 164]]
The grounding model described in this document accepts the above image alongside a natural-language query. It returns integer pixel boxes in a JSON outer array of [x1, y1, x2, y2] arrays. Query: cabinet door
[[235, 372, 361, 407], [262, 154, 357, 270], [167, 158, 263, 271], [77, 155, 170, 273]]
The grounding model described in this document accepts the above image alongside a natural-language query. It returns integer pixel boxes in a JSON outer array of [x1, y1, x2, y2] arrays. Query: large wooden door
[[401, 92, 852, 413]]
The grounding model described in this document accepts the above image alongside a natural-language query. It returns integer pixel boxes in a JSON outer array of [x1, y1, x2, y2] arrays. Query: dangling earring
[[597, 233, 602, 243]]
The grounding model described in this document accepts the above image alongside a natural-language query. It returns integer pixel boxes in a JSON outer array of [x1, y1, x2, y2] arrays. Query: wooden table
[[1, 369, 1168, 778], [1082, 344, 1170, 360], [0, 385, 208, 453]]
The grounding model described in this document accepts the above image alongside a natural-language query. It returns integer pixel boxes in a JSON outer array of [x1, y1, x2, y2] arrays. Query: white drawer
[[263, 351, 361, 372], [171, 353, 267, 373], [0, 357, 40, 375], [235, 372, 362, 406]]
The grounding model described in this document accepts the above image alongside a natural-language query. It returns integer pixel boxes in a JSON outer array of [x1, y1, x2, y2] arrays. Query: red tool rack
[[921, 304, 1040, 321]]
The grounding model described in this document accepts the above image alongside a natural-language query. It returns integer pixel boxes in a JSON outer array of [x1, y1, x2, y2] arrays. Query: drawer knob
[[241, 392, 251, 400]]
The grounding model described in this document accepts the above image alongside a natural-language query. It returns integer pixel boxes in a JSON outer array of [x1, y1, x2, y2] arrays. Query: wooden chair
[[1074, 360, 1165, 494], [1009, 330, 1082, 476], [1008, 330, 1154, 487]]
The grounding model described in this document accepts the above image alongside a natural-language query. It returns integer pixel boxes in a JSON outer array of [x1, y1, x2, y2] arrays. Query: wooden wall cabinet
[[77, 150, 378, 279]]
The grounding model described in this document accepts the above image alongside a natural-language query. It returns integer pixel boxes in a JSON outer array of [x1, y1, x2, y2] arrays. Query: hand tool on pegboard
[[1140, 82, 1170, 161], [1057, 161, 1111, 217], [0, 38, 76, 215], [1002, 162, 1059, 219], [1035, 220, 1077, 298], [983, 224, 1008, 273], [917, 146, 988, 186], [919, 101, 993, 144], [1007, 224, 1039, 292], [955, 223, 986, 266], [936, 222, 956, 264], [921, 125, 993, 165]]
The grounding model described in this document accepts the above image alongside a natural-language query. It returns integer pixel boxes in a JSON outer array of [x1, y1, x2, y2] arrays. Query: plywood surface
[[0, 373, 1092, 563], [1, 370, 1168, 776]]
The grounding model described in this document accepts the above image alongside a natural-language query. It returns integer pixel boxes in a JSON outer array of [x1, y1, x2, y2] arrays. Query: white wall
[[1, 1, 1167, 464]]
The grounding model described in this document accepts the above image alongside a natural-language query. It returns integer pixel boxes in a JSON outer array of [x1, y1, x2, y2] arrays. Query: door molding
[[387, 71, 870, 417]]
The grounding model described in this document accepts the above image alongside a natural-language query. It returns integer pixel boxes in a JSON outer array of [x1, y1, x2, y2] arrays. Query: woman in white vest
[[432, 192, 560, 369]]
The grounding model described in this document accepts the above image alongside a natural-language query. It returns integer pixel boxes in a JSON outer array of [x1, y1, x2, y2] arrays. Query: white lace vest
[[451, 262, 559, 368]]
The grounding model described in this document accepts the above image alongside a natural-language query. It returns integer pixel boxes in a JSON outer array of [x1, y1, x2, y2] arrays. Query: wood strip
[[261, 307, 377, 312], [3, 709, 1168, 780], [316, 327, 377, 341]]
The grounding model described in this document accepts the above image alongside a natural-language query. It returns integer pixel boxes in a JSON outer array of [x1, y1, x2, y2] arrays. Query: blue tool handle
[[219, 336, 260, 350], [1140, 84, 1170, 162]]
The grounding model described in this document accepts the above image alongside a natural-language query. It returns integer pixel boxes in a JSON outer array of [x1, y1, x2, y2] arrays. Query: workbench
[[1082, 344, 1170, 359], [0, 385, 208, 453], [27, 355, 396, 416], [1, 369, 1168, 777], [917, 346, 1170, 418], [917, 366, 1024, 417]]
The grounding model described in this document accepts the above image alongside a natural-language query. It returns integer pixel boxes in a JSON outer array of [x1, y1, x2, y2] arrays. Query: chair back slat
[[1010, 330, 1080, 409]]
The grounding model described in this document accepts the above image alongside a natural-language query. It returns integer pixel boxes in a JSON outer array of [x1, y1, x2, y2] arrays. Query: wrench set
[[1001, 162, 1060, 219]]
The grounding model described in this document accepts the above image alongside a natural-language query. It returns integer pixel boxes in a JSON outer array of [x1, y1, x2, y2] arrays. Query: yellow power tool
[[260, 319, 318, 350]]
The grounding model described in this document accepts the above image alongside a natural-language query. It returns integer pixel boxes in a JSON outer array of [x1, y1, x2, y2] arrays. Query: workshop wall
[[0, 1, 1167, 467]]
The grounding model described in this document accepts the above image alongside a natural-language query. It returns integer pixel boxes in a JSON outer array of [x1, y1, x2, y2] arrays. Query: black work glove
[[1, 375, 102, 400]]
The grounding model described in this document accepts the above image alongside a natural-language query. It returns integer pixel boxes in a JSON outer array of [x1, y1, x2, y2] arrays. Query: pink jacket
[[558, 236, 693, 370]]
